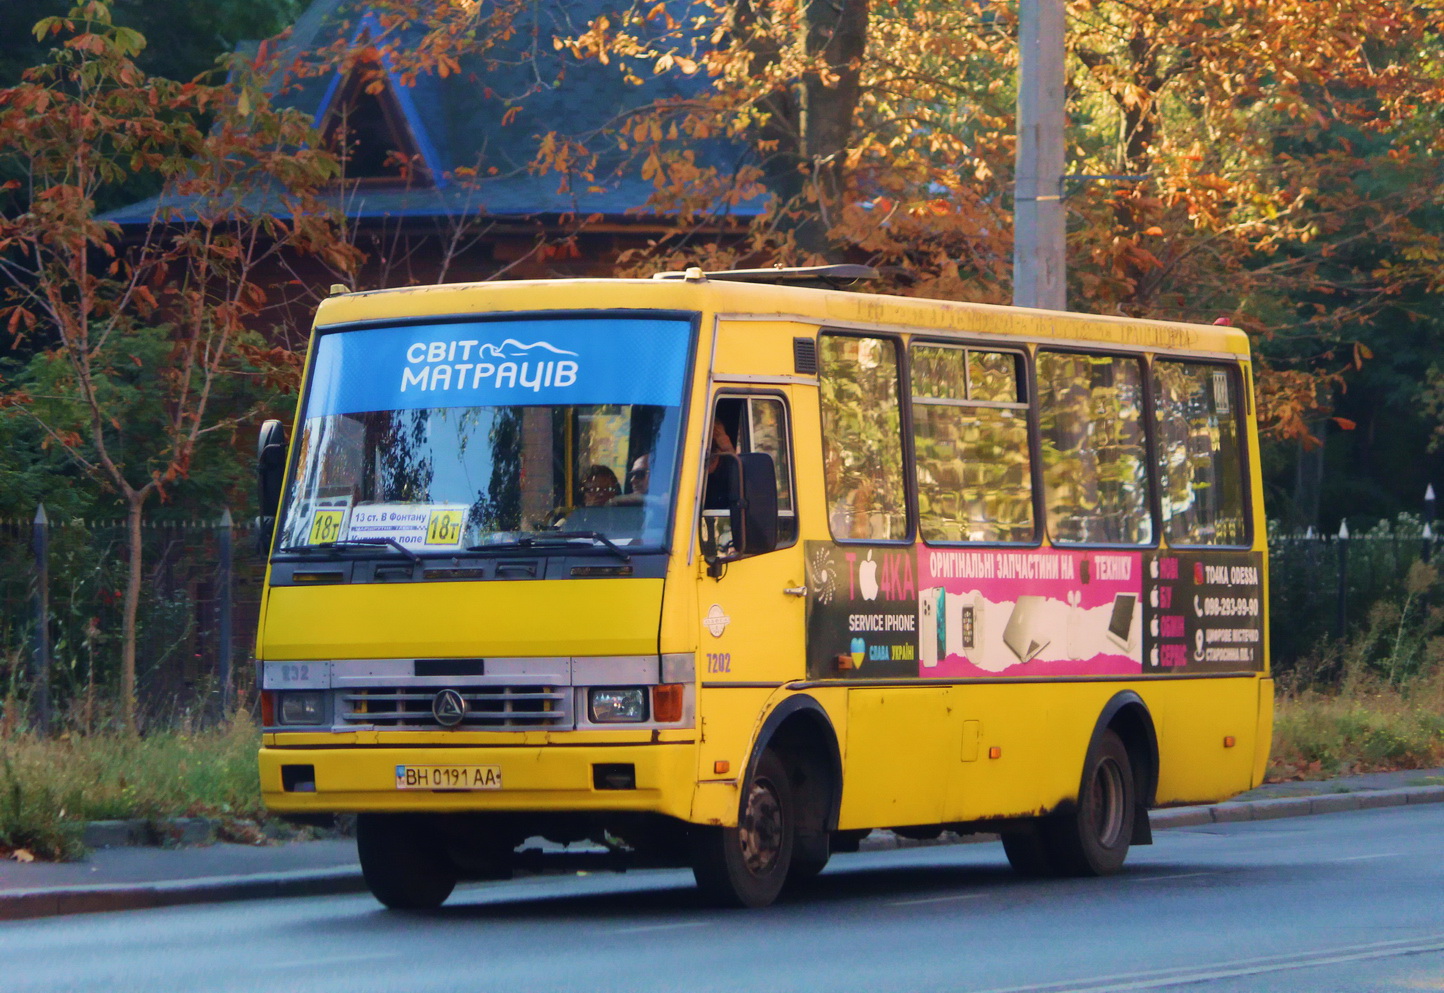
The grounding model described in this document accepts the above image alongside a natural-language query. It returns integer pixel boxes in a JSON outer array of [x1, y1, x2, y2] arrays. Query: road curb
[[82, 818, 220, 849], [7, 784, 1444, 921], [0, 868, 367, 922], [1147, 784, 1444, 828]]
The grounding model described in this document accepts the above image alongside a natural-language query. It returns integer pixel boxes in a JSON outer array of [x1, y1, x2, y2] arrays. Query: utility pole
[[1013, 0, 1066, 311]]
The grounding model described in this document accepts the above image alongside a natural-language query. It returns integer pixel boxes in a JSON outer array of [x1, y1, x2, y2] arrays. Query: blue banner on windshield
[[307, 317, 692, 416]]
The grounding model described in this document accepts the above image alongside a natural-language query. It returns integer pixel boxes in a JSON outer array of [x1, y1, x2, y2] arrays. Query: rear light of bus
[[651, 684, 684, 723], [589, 687, 648, 723], [261, 691, 275, 727]]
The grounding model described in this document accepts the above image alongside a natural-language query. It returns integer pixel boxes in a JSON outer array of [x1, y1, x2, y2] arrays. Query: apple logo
[[1149, 587, 1158, 607], [859, 551, 880, 601], [1151, 645, 1160, 666], [1150, 558, 1159, 579], [1150, 617, 1159, 637]]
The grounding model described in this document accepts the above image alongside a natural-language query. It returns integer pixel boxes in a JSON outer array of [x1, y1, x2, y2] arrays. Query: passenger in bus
[[627, 454, 650, 495], [579, 465, 621, 506], [703, 419, 737, 510], [611, 454, 651, 506], [698, 417, 740, 554], [706, 419, 736, 474]]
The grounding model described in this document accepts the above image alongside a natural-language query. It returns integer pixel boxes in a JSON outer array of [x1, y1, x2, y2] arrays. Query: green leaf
[[112, 26, 146, 57], [32, 16, 62, 41]]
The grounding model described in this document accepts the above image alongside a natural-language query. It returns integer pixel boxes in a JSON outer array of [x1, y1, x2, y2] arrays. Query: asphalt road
[[4, 803, 1443, 993]]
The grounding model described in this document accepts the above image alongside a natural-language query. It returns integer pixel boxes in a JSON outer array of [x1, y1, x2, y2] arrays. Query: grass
[[3, 670, 1444, 861], [1268, 669, 1444, 781], [1, 711, 268, 860]]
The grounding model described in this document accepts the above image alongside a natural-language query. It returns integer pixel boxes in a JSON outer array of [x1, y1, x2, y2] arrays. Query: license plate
[[395, 765, 502, 790]]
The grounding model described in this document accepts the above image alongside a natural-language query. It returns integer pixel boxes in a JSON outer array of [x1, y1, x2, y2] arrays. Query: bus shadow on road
[[341, 847, 1268, 928], [358, 860, 1085, 925]]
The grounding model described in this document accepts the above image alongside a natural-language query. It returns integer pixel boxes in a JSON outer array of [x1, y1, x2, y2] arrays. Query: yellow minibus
[[256, 265, 1271, 909]]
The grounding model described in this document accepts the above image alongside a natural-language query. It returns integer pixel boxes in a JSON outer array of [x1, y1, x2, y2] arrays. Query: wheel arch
[[1084, 690, 1159, 845], [746, 694, 844, 833]]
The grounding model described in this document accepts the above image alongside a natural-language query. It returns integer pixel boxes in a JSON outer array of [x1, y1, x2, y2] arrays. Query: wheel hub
[[738, 776, 784, 875], [1087, 756, 1127, 848]]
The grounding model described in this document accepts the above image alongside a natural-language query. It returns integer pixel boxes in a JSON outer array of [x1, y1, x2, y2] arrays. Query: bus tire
[[1044, 728, 1135, 876], [356, 813, 458, 910], [1000, 824, 1056, 877], [786, 841, 830, 885], [691, 750, 795, 908]]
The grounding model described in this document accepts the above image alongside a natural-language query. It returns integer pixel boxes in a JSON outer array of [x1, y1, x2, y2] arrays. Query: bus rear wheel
[[357, 813, 459, 910], [1000, 824, 1056, 877], [1048, 728, 1135, 876], [691, 750, 795, 908], [1003, 729, 1135, 878]]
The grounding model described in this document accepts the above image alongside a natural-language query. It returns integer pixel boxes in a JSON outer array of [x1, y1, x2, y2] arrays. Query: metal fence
[[1268, 518, 1440, 678], [1, 508, 1438, 730], [0, 509, 264, 732]]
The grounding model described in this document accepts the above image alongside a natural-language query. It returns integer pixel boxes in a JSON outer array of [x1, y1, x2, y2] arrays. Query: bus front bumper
[[259, 743, 700, 821]]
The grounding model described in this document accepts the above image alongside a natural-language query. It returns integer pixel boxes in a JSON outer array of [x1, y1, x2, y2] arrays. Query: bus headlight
[[278, 691, 326, 725], [589, 687, 648, 723]]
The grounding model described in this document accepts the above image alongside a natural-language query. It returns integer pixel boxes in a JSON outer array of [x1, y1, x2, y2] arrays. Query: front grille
[[340, 685, 569, 729]]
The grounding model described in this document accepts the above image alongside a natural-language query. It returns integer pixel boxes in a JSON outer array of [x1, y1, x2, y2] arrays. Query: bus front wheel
[[356, 813, 458, 910], [691, 750, 795, 908]]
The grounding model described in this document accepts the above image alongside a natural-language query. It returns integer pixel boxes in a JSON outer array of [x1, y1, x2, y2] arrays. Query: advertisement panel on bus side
[[803, 542, 1264, 679]]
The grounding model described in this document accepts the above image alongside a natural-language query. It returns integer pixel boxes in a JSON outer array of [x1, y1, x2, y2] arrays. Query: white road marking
[[1126, 871, 1214, 882], [1330, 852, 1402, 862], [888, 893, 989, 906], [259, 952, 397, 971], [609, 921, 710, 934], [966, 934, 1444, 993]]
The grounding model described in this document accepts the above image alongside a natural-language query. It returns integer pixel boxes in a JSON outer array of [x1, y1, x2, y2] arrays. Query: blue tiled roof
[[103, 0, 764, 226]]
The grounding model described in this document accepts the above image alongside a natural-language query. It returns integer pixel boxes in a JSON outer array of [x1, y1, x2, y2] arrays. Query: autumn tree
[[550, 3, 1444, 463], [0, 1, 356, 730], [36, 0, 1438, 527], [258, 0, 1444, 518]]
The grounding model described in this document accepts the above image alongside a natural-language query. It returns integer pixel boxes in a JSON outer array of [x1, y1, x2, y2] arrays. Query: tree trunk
[[796, 0, 869, 260], [120, 493, 145, 734], [732, 0, 870, 261]]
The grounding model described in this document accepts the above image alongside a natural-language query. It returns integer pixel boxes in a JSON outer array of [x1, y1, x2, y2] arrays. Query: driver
[[579, 465, 620, 506]]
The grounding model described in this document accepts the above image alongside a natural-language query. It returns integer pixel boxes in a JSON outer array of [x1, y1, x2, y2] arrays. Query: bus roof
[[313, 274, 1251, 358]]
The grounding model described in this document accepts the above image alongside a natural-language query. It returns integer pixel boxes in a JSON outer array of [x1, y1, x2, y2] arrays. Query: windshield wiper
[[466, 530, 631, 562], [280, 538, 420, 563]]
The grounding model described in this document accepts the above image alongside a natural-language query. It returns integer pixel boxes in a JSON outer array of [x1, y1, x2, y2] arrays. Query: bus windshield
[[275, 315, 692, 555]]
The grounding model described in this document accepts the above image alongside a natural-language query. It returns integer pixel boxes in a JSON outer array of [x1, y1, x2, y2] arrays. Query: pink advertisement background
[[917, 548, 1143, 677]]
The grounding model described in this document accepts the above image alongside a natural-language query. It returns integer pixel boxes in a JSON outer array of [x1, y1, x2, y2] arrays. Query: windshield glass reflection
[[275, 316, 691, 555]]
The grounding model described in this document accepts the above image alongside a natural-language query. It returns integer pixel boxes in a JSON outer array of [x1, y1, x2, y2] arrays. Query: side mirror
[[733, 452, 778, 556], [257, 419, 287, 553], [704, 451, 778, 576]]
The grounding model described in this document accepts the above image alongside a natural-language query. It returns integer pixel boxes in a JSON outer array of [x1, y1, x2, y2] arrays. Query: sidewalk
[[3, 768, 1443, 921]]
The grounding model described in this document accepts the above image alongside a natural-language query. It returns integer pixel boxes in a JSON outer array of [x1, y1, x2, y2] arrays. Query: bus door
[[695, 392, 805, 687]]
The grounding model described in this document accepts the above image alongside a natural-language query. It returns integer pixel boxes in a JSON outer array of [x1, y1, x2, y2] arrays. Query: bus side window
[[819, 335, 907, 541], [1152, 361, 1248, 545], [1037, 352, 1152, 545], [910, 344, 1034, 543]]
